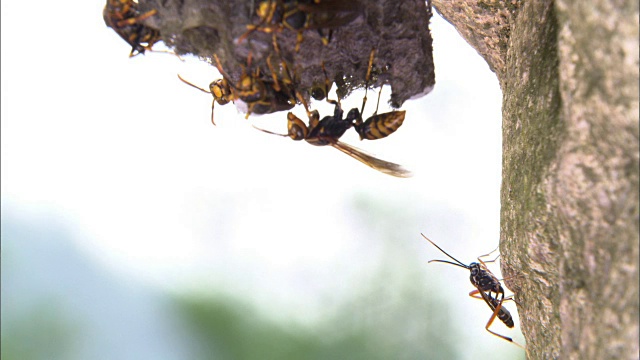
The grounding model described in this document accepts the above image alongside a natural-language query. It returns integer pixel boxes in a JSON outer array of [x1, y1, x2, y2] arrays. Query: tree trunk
[[435, 0, 639, 358]]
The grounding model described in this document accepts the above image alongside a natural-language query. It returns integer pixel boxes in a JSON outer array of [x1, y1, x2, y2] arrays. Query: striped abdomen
[[356, 111, 406, 140], [485, 292, 515, 328]]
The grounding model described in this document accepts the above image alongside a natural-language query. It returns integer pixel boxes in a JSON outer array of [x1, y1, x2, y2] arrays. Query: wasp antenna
[[210, 100, 216, 126], [427, 259, 470, 270], [421, 233, 469, 268], [252, 124, 288, 137], [177, 74, 211, 94]]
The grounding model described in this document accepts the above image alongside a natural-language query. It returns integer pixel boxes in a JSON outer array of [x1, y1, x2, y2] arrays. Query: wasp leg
[[238, 0, 279, 43], [469, 288, 484, 300], [213, 54, 235, 83], [477, 245, 501, 263], [319, 61, 341, 108], [483, 297, 525, 349], [115, 9, 157, 27], [295, 91, 311, 118], [468, 289, 517, 303], [358, 48, 376, 125], [281, 60, 300, 106], [470, 288, 520, 308], [321, 61, 333, 103], [265, 55, 282, 92], [238, 26, 258, 44], [469, 290, 525, 349], [267, 47, 297, 107], [267, 32, 284, 91], [503, 294, 522, 307], [244, 105, 255, 119], [177, 74, 218, 125], [318, 28, 332, 46], [372, 86, 383, 116], [292, 31, 302, 52]]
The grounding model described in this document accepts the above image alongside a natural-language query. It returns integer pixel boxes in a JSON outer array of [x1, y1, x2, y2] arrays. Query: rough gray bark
[[435, 0, 638, 358]]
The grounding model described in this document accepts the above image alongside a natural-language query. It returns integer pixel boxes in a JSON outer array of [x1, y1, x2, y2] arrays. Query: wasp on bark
[[421, 233, 524, 348], [103, 0, 161, 57], [178, 53, 297, 125]]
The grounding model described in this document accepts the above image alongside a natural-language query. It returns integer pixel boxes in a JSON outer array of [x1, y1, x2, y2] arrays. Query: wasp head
[[286, 112, 309, 141], [210, 79, 232, 105]]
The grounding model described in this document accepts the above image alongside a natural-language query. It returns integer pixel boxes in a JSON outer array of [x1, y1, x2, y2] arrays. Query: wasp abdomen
[[356, 111, 406, 140]]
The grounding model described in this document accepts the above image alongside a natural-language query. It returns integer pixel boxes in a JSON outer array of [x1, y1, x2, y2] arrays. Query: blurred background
[[1, 1, 524, 359]]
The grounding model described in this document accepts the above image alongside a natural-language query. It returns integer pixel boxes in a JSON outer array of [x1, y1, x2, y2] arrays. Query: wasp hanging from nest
[[103, 0, 161, 57], [239, 0, 361, 52], [178, 53, 298, 125], [253, 50, 410, 177], [254, 93, 411, 177]]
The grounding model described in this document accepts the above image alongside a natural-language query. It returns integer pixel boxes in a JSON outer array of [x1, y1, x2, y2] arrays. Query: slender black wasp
[[421, 233, 524, 348]]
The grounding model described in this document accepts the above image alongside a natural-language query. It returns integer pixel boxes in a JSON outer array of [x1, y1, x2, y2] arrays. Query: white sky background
[[1, 1, 524, 358]]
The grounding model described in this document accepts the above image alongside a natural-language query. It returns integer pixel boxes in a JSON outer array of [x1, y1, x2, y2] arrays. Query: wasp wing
[[329, 140, 412, 178]]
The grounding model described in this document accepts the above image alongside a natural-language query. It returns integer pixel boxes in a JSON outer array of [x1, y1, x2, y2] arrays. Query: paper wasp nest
[[138, 0, 435, 108]]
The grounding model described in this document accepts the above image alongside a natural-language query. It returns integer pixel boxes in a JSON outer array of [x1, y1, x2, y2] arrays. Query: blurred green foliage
[[1, 195, 466, 360], [172, 194, 460, 360], [174, 287, 458, 360], [1, 302, 78, 360]]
